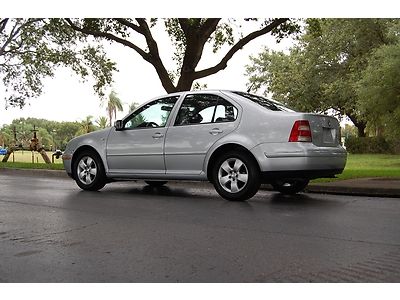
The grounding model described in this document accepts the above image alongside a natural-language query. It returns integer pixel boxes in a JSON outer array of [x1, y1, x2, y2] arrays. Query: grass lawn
[[312, 154, 400, 183], [0, 161, 64, 170], [0, 150, 64, 170], [1, 152, 399, 181]]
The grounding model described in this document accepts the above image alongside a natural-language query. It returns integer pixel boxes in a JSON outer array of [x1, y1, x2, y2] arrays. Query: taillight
[[289, 120, 312, 142]]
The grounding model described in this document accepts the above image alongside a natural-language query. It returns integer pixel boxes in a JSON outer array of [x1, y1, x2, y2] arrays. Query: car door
[[164, 93, 239, 175], [106, 96, 179, 175]]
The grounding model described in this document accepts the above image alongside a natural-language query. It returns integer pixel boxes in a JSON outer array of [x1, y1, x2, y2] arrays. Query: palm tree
[[106, 90, 124, 126], [96, 116, 109, 129], [129, 102, 140, 113], [77, 116, 95, 135]]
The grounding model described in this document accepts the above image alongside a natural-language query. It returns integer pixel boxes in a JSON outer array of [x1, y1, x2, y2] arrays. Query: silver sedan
[[62, 90, 347, 201]]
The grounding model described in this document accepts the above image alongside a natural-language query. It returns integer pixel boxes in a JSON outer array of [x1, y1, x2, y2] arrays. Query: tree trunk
[[346, 113, 367, 137]]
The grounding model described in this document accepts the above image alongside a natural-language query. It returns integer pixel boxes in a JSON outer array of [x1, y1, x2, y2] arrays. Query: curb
[[1, 168, 399, 198], [304, 184, 400, 198], [0, 168, 68, 178]]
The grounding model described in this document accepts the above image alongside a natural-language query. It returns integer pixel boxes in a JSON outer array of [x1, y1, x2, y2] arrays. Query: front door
[[106, 96, 179, 175]]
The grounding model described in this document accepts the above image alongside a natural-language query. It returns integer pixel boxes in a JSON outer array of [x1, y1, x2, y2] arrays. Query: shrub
[[345, 136, 397, 154]]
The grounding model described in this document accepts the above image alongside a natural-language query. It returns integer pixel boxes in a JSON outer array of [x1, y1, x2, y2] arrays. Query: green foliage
[[1, 117, 81, 150], [128, 102, 139, 113], [345, 136, 396, 154], [77, 116, 96, 135], [0, 18, 116, 108], [95, 116, 109, 129], [357, 42, 400, 141], [246, 19, 398, 137]]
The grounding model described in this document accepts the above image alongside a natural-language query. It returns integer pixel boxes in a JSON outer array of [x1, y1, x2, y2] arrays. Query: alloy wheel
[[218, 158, 248, 193]]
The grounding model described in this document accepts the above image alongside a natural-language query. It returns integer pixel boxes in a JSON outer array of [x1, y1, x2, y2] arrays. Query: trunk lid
[[303, 114, 341, 147]]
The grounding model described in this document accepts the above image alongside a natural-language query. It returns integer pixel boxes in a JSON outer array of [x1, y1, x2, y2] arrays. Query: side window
[[213, 99, 238, 123], [174, 94, 237, 126], [124, 96, 178, 129]]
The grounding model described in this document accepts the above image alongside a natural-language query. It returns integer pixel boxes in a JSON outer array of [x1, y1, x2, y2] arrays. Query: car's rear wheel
[[73, 150, 106, 191], [145, 180, 167, 187], [212, 151, 260, 201], [271, 179, 309, 195]]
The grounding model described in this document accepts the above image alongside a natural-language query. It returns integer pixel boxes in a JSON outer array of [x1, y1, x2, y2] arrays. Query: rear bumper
[[251, 142, 347, 176]]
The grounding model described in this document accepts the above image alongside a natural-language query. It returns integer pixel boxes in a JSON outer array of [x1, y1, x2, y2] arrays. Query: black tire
[[212, 150, 260, 201], [73, 150, 107, 191], [145, 180, 168, 187], [271, 178, 309, 195]]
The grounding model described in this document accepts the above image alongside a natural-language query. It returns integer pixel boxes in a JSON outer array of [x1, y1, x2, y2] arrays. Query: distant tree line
[[0, 117, 103, 150]]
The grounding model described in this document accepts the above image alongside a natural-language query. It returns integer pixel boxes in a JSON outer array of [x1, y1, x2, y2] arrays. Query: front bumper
[[62, 153, 73, 178]]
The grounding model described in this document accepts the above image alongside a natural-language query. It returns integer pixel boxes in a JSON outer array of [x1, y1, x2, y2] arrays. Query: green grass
[[0, 161, 64, 170], [312, 154, 400, 183], [0, 150, 64, 170]]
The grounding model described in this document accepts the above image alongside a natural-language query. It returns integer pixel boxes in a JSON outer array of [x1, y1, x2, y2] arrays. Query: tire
[[73, 150, 107, 191], [212, 150, 260, 201], [145, 180, 167, 187], [271, 179, 309, 195]]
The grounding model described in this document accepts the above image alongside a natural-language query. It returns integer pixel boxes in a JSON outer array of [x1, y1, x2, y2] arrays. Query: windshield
[[232, 91, 295, 112]]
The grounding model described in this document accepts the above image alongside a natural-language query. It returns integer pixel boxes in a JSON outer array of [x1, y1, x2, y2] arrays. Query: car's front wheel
[[73, 150, 107, 191], [212, 151, 260, 201], [271, 179, 309, 195]]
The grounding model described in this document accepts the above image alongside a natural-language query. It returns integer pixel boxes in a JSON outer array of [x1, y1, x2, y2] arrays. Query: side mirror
[[114, 120, 124, 131]]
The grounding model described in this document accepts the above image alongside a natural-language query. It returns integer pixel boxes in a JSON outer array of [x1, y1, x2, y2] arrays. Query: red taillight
[[289, 120, 312, 142]]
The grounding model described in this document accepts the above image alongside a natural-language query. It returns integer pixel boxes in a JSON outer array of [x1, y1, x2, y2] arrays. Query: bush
[[345, 136, 399, 154]]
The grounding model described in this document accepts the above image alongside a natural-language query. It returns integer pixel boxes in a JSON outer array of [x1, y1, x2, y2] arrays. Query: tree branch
[[135, 18, 176, 92], [178, 18, 189, 36], [64, 18, 151, 62], [0, 18, 8, 34], [114, 18, 144, 35], [193, 18, 289, 80]]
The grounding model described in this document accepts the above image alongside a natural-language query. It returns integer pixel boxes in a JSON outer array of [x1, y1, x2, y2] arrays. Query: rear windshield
[[232, 91, 294, 112]]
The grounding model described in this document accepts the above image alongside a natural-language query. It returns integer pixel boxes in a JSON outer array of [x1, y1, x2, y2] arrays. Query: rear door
[[164, 93, 240, 175]]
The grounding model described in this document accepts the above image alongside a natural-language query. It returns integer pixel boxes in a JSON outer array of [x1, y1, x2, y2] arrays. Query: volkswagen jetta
[[62, 90, 347, 201]]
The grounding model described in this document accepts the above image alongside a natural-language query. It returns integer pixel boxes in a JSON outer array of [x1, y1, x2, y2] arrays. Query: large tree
[[246, 19, 396, 137], [64, 18, 296, 93], [357, 42, 400, 140], [0, 18, 116, 108]]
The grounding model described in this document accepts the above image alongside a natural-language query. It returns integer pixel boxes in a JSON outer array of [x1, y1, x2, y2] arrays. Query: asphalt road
[[1, 172, 400, 282]]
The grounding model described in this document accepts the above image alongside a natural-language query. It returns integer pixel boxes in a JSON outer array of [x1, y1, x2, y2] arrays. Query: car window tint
[[213, 99, 238, 123], [175, 94, 219, 126], [124, 96, 178, 129], [232, 91, 295, 112], [175, 94, 238, 126]]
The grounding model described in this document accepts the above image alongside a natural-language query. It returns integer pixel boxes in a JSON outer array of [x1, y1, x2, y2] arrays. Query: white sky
[[1, 0, 398, 127]]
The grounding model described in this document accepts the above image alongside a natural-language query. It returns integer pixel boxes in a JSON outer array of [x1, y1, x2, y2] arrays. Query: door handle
[[209, 128, 223, 135], [152, 132, 164, 139]]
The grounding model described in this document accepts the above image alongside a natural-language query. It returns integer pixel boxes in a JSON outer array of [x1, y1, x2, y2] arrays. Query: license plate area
[[323, 127, 336, 144]]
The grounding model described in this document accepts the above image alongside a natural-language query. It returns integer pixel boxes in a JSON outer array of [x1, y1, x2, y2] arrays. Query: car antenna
[[247, 83, 255, 93]]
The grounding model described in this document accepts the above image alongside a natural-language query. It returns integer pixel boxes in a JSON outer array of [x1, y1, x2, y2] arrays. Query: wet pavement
[[1, 173, 400, 282]]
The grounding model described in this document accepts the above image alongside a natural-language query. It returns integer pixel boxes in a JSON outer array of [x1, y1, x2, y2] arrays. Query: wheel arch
[[206, 143, 260, 182], [71, 145, 105, 179]]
